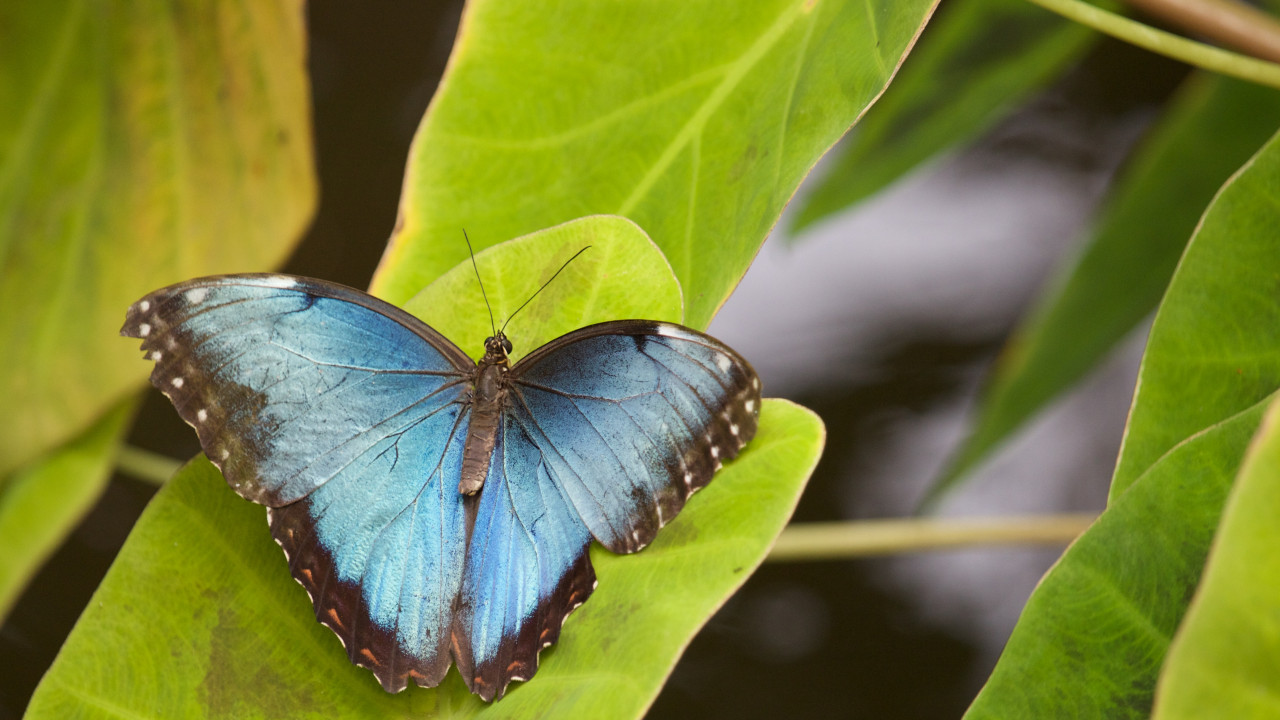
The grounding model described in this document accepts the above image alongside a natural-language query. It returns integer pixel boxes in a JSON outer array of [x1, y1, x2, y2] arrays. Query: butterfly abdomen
[[460, 354, 508, 495]]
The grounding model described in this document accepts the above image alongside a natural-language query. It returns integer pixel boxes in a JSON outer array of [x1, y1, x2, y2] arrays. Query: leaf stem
[[767, 514, 1096, 561], [1026, 0, 1280, 88], [115, 445, 182, 486]]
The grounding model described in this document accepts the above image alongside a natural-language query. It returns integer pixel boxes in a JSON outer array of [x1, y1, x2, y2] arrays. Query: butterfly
[[120, 271, 760, 701]]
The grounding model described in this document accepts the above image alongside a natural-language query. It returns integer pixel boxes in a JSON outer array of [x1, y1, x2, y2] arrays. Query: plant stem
[[115, 445, 182, 486], [767, 514, 1096, 561], [113, 445, 1098, 558], [1125, 0, 1280, 64], [1026, 0, 1280, 88]]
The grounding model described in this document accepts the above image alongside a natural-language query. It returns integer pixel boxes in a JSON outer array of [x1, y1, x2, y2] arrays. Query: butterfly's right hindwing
[[452, 417, 596, 701]]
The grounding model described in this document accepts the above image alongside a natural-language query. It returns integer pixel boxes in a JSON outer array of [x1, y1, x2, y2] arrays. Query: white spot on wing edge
[[138, 323, 151, 337], [745, 398, 756, 413], [138, 299, 151, 312], [729, 423, 740, 437], [196, 408, 208, 422], [259, 275, 298, 288], [220, 447, 230, 460], [654, 323, 682, 338], [171, 377, 184, 388], [715, 353, 731, 373], [184, 287, 209, 304], [150, 350, 162, 361]]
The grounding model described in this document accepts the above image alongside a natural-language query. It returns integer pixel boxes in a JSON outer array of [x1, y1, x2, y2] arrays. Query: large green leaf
[[1111, 127, 1280, 498], [403, 215, 684, 363], [1152, 395, 1280, 718], [0, 0, 315, 479], [0, 401, 135, 622], [27, 401, 822, 719], [965, 394, 1272, 719], [369, 0, 938, 330], [792, 0, 1099, 229], [933, 76, 1280, 499], [966, 125, 1280, 717]]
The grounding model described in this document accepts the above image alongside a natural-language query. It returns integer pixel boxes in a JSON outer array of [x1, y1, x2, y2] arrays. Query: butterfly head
[[482, 333, 514, 367]]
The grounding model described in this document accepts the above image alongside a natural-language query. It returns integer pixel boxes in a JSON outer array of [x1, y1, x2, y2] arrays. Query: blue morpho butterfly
[[120, 251, 761, 701]]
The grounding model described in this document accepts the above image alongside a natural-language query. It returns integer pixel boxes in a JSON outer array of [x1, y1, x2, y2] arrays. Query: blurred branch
[[1125, 0, 1280, 64], [768, 514, 1096, 561], [116, 445, 182, 486], [1027, 0, 1280, 88]]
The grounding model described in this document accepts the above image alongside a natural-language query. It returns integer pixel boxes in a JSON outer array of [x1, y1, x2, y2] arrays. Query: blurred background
[[0, 2, 1189, 717]]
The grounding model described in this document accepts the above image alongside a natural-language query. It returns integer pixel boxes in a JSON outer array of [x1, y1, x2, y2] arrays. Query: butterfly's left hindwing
[[268, 405, 471, 692]]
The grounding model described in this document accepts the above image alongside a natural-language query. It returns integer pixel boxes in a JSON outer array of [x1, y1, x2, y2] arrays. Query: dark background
[[1, 2, 1186, 717]]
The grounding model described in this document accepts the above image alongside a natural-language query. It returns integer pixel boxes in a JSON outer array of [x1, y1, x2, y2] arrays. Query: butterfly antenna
[[464, 230, 498, 337], [500, 246, 591, 334]]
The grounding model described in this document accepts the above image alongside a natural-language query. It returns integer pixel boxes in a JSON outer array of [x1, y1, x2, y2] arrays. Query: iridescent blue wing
[[455, 320, 761, 700], [452, 418, 595, 702], [121, 274, 476, 692], [510, 321, 761, 553]]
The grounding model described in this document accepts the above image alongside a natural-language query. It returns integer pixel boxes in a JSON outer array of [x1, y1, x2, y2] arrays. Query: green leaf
[[369, 0, 938, 330], [933, 76, 1280, 499], [0, 0, 316, 479], [967, 121, 1280, 719], [791, 0, 1099, 229], [27, 400, 824, 719], [1152, 395, 1280, 718], [1111, 126, 1280, 499], [403, 215, 683, 363], [0, 401, 135, 622], [965, 394, 1273, 719]]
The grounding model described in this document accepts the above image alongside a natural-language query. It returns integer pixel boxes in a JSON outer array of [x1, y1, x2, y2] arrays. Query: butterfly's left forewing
[[121, 275, 478, 692]]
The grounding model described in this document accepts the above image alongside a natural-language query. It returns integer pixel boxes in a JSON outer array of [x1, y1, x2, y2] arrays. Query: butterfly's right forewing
[[508, 320, 761, 554]]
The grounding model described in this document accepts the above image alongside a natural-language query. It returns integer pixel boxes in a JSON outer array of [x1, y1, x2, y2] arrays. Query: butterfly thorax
[[459, 334, 513, 495]]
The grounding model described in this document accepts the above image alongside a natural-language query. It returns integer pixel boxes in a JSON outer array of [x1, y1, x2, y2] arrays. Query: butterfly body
[[459, 335, 512, 495], [122, 273, 760, 701]]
